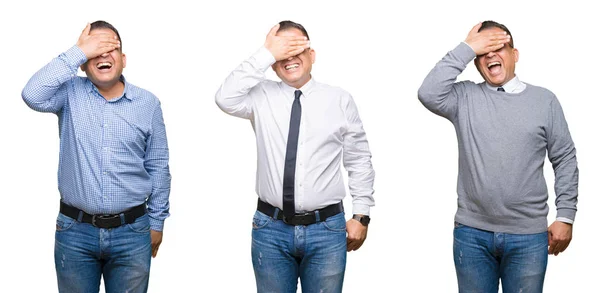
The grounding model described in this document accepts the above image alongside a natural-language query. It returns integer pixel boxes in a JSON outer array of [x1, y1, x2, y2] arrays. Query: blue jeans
[[453, 222, 548, 293], [251, 211, 347, 293], [55, 212, 152, 293]]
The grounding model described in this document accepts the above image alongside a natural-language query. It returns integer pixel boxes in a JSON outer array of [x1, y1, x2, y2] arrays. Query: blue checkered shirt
[[22, 46, 171, 231]]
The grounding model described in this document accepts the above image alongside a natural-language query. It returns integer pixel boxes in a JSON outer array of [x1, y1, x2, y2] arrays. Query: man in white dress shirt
[[216, 20, 375, 293]]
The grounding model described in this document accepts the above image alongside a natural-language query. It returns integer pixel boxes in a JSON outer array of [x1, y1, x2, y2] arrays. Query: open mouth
[[285, 63, 299, 71], [487, 61, 502, 75], [96, 62, 113, 71]]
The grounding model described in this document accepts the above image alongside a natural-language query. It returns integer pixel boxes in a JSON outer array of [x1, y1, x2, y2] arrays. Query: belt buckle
[[282, 215, 294, 225], [284, 212, 314, 226], [92, 214, 119, 228]]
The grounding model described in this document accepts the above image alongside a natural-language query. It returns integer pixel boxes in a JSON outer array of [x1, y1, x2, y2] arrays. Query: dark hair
[[277, 20, 310, 40], [90, 20, 122, 50], [478, 20, 513, 47]]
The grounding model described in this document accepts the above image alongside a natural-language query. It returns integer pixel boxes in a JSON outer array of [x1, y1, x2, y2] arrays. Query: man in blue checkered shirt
[[22, 20, 171, 293]]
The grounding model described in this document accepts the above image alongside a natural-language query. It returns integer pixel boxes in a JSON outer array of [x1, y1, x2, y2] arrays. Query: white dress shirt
[[485, 75, 527, 93], [216, 47, 375, 215]]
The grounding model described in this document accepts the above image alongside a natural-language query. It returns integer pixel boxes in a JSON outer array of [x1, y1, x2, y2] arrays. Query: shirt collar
[[281, 76, 317, 97], [86, 75, 135, 101], [485, 75, 526, 93]]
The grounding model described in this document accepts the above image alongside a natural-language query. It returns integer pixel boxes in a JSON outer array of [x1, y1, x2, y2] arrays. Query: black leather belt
[[60, 201, 146, 229], [257, 199, 343, 226]]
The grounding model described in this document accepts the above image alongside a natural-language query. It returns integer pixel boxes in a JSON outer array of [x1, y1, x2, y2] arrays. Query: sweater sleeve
[[417, 42, 476, 122], [547, 98, 578, 221]]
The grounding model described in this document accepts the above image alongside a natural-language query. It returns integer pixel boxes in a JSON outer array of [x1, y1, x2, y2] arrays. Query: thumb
[[470, 22, 482, 35], [268, 24, 280, 37], [82, 23, 91, 36]]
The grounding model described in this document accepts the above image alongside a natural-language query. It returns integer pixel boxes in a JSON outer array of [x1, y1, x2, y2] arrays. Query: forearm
[[215, 46, 275, 119], [22, 45, 87, 113], [417, 42, 474, 119], [147, 187, 170, 231], [346, 136, 375, 215], [553, 150, 578, 221]]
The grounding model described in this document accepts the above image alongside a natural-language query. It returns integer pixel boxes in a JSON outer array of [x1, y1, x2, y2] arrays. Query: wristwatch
[[352, 214, 371, 226]]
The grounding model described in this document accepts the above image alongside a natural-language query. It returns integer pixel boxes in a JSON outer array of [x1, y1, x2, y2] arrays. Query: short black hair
[[90, 20, 122, 50], [277, 20, 310, 40], [478, 20, 513, 47]]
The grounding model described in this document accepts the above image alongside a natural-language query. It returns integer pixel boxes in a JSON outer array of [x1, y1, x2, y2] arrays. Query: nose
[[101, 52, 109, 58]]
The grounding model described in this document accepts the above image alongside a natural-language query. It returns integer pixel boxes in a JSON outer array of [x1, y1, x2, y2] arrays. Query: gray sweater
[[418, 42, 578, 234]]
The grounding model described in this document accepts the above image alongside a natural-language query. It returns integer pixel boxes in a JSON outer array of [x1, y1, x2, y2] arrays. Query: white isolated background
[[1, 0, 597, 292]]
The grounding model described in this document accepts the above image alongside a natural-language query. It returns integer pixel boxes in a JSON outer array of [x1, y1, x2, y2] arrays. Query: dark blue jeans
[[251, 210, 347, 293], [54, 212, 152, 293], [453, 222, 548, 293]]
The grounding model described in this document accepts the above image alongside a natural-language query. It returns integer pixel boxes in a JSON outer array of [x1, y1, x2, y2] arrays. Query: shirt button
[[299, 183, 303, 187], [103, 171, 107, 175], [103, 124, 108, 127]]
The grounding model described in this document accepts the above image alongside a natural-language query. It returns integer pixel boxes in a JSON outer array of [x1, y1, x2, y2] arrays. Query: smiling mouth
[[487, 61, 502, 75], [285, 63, 299, 70], [96, 62, 113, 70]]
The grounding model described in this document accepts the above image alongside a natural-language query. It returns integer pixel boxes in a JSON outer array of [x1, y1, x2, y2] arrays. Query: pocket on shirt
[[56, 213, 76, 232], [322, 213, 347, 232], [126, 214, 151, 233]]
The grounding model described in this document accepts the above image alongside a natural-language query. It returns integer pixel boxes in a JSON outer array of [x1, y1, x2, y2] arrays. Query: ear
[[122, 53, 127, 69], [309, 48, 316, 64], [513, 48, 519, 63]]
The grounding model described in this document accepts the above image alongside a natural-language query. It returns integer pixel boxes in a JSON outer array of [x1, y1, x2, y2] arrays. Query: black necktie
[[282, 90, 302, 220], [497, 87, 505, 92]]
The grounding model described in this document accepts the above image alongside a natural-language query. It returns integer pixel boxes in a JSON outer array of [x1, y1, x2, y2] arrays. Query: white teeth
[[487, 62, 500, 68], [96, 62, 112, 69], [285, 64, 299, 70]]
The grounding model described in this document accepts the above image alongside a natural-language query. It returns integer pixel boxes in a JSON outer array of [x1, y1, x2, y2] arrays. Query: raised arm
[[418, 23, 511, 121], [215, 24, 310, 119], [22, 23, 120, 113]]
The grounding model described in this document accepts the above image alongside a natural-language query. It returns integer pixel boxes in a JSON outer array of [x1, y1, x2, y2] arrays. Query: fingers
[[347, 237, 365, 252], [152, 242, 161, 258], [549, 239, 571, 256], [286, 47, 307, 58]]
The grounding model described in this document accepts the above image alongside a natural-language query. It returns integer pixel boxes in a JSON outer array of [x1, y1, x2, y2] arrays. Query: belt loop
[[77, 211, 83, 222], [315, 210, 321, 222], [119, 213, 126, 225], [273, 208, 280, 219]]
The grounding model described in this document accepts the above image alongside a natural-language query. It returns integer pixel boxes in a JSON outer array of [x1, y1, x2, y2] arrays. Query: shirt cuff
[[454, 42, 477, 66], [352, 203, 370, 216], [252, 46, 277, 71], [149, 217, 165, 231], [556, 217, 574, 224], [556, 208, 576, 222]]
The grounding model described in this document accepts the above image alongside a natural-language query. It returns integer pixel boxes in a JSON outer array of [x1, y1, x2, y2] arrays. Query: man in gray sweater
[[418, 21, 578, 293]]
